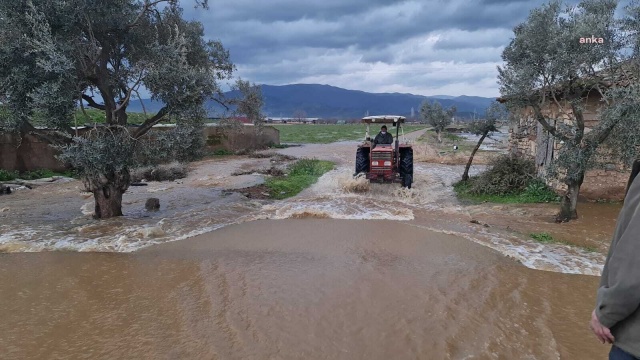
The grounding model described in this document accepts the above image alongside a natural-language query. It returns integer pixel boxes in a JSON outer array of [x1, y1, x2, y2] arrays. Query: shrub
[[0, 169, 18, 182], [453, 154, 559, 203], [131, 162, 188, 182], [466, 154, 537, 195], [212, 148, 233, 156]]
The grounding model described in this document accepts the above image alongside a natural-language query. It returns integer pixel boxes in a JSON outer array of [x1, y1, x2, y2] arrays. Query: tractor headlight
[[372, 161, 379, 166], [384, 161, 391, 166]]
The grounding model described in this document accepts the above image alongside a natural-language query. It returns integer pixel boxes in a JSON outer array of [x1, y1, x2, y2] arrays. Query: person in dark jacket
[[591, 159, 640, 359], [374, 125, 393, 145]]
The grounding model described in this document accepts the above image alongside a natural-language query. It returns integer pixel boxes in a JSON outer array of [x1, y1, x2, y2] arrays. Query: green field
[[272, 124, 428, 144], [72, 109, 152, 125]]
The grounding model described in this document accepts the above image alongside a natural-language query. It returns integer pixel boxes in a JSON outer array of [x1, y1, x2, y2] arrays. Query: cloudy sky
[[181, 0, 619, 97]]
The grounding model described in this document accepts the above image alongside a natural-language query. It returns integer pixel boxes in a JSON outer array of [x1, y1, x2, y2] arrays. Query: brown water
[[0, 219, 608, 359], [0, 130, 623, 358]]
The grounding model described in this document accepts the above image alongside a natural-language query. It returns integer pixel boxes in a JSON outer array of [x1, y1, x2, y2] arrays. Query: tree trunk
[[437, 130, 442, 143], [555, 175, 584, 223], [114, 106, 128, 125], [93, 183, 125, 218], [462, 131, 487, 182], [88, 168, 131, 219]]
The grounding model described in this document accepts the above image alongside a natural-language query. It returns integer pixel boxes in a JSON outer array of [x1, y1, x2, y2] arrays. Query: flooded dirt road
[[0, 129, 623, 358], [0, 219, 608, 359]]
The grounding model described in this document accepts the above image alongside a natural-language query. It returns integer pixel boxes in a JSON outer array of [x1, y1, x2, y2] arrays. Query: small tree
[[461, 102, 505, 181], [293, 109, 307, 123], [0, 0, 236, 218], [497, 0, 640, 222], [420, 100, 456, 142]]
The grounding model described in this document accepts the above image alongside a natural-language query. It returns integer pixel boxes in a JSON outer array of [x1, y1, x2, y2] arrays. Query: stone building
[[498, 64, 637, 201]]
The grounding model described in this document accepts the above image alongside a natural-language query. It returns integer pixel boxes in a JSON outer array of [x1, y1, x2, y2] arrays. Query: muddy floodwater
[[1, 220, 608, 359], [0, 130, 623, 358]]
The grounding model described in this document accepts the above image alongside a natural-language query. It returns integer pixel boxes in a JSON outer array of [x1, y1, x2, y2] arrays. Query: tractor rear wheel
[[399, 148, 413, 188], [355, 147, 369, 175]]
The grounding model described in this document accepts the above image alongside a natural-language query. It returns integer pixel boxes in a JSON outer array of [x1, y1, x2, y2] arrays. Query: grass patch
[[529, 232, 598, 252], [265, 159, 335, 199], [530, 232, 555, 243], [73, 109, 152, 126], [272, 124, 428, 144], [0, 169, 76, 181], [444, 132, 465, 141]]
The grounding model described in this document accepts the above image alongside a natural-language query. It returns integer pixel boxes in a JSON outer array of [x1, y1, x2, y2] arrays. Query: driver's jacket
[[374, 132, 393, 145]]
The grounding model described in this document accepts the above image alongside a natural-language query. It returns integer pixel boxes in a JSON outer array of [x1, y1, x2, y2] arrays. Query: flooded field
[[0, 130, 622, 358], [0, 220, 609, 359]]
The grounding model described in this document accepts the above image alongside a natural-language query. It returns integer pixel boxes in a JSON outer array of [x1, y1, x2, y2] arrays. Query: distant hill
[[126, 84, 497, 120]]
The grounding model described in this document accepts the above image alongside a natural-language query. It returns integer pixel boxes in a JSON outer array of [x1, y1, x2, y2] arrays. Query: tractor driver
[[374, 125, 393, 145]]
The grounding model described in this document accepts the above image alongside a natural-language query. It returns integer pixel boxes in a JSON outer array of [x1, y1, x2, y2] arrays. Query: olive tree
[[461, 102, 505, 182], [497, 0, 640, 222], [0, 0, 236, 218], [419, 100, 456, 143]]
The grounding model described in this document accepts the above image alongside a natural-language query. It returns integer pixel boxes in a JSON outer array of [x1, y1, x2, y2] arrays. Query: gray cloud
[[179, 0, 589, 96]]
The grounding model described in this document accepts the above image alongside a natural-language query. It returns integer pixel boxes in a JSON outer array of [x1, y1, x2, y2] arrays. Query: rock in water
[[145, 198, 160, 211], [0, 184, 11, 195]]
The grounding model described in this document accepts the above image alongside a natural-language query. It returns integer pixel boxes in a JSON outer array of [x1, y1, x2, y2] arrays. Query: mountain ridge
[[126, 84, 497, 119]]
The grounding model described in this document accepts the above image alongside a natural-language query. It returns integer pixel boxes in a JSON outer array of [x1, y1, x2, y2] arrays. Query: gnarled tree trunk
[[436, 130, 442, 143], [462, 131, 488, 182], [87, 169, 131, 219], [555, 174, 584, 223]]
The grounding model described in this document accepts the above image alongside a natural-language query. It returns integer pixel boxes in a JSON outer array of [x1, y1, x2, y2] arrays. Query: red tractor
[[354, 115, 413, 188]]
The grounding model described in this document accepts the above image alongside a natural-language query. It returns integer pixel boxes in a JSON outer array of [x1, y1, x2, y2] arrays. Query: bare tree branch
[[128, 0, 168, 29], [132, 106, 170, 138], [81, 94, 106, 110]]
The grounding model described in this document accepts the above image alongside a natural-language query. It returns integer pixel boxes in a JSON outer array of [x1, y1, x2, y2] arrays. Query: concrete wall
[[0, 125, 280, 172]]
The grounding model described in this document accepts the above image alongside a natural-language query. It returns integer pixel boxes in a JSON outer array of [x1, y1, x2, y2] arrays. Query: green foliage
[[520, 179, 561, 202], [454, 155, 560, 203], [528, 232, 597, 252], [74, 109, 151, 126], [265, 159, 334, 199], [419, 100, 456, 134], [273, 124, 427, 144], [228, 79, 266, 133], [0, 168, 76, 181], [468, 102, 505, 136], [465, 155, 537, 195], [530, 232, 556, 243], [288, 159, 335, 177], [56, 127, 138, 184], [444, 133, 464, 141], [0, 170, 18, 182], [212, 148, 234, 156]]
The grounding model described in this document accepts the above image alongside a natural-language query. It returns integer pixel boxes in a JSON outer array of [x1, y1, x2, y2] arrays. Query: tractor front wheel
[[399, 148, 413, 188], [355, 147, 370, 175]]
